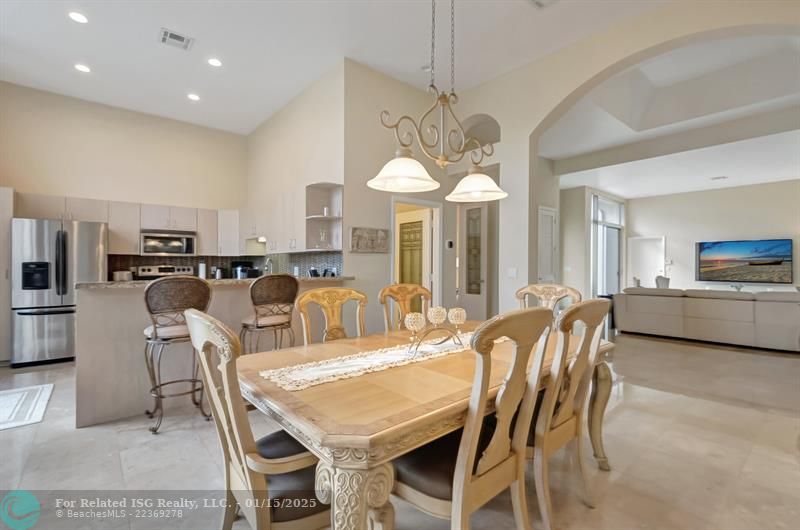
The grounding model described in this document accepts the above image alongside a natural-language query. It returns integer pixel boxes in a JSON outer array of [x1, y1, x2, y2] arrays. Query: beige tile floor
[[1, 334, 798, 529]]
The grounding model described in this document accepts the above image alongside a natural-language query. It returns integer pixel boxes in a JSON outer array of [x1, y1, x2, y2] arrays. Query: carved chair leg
[[510, 474, 533, 530], [533, 447, 554, 530], [221, 489, 237, 530], [588, 361, 613, 471], [571, 435, 595, 508]]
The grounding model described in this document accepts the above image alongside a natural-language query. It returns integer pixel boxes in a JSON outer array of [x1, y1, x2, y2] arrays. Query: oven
[[140, 231, 196, 256]]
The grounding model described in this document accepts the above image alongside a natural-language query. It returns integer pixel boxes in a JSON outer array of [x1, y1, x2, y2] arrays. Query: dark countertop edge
[[76, 276, 355, 290]]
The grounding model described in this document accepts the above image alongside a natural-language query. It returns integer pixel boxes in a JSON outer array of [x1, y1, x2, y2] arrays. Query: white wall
[[455, 0, 800, 311], [0, 82, 247, 209], [560, 186, 589, 297], [626, 180, 800, 290]]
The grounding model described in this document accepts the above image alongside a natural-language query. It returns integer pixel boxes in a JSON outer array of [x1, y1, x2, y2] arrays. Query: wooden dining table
[[237, 322, 615, 530]]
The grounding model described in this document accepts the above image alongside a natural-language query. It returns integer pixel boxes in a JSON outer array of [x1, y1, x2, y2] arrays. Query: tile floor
[[1, 334, 798, 529]]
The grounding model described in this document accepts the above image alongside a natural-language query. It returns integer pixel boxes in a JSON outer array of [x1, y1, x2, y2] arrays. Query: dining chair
[[142, 275, 211, 433], [392, 307, 555, 530], [528, 298, 611, 530], [515, 283, 582, 311], [378, 283, 432, 331], [240, 274, 299, 353], [295, 287, 367, 344], [184, 309, 329, 530]]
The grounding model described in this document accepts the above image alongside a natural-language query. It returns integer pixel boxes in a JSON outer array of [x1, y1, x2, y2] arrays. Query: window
[[591, 194, 625, 297]]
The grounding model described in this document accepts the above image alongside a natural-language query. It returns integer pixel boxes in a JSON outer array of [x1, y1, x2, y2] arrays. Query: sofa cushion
[[684, 298, 754, 322], [683, 289, 755, 301], [754, 291, 800, 303], [622, 287, 685, 297]]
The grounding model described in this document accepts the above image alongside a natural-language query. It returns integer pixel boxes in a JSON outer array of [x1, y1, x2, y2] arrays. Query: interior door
[[537, 206, 558, 283], [459, 204, 488, 320]]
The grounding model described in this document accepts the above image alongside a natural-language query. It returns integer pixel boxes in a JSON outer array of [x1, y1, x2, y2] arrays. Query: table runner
[[259, 332, 475, 391]]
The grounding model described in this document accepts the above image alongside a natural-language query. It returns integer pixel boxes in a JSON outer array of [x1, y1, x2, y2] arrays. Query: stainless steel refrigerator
[[11, 218, 107, 366]]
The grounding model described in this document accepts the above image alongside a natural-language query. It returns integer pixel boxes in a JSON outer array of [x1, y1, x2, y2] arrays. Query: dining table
[[237, 321, 615, 530]]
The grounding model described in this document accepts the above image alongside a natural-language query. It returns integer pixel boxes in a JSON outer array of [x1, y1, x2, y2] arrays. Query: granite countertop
[[76, 276, 355, 289]]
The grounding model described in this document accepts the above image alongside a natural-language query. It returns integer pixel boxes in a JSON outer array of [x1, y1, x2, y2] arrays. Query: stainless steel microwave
[[140, 231, 196, 256]]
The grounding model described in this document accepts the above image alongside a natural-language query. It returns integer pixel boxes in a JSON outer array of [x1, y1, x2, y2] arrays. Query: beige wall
[[559, 186, 589, 297], [0, 81, 246, 209], [456, 0, 800, 311], [627, 180, 800, 291]]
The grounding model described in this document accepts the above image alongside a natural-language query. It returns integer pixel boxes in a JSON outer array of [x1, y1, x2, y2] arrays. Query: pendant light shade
[[446, 165, 508, 202], [367, 148, 440, 193]]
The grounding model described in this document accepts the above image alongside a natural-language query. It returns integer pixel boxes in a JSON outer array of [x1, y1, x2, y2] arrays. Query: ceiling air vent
[[530, 0, 558, 7], [159, 28, 194, 50]]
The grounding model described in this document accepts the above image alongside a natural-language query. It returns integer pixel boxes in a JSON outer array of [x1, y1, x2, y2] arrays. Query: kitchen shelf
[[305, 183, 343, 251]]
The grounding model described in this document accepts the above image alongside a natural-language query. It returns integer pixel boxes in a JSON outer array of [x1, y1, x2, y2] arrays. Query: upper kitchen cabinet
[[14, 192, 66, 220], [65, 197, 109, 223], [170, 206, 197, 231], [196, 209, 218, 256], [108, 201, 141, 255], [140, 204, 197, 231], [217, 209, 239, 256]]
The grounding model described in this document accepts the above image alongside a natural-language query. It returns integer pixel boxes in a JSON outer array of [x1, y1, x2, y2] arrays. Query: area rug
[[0, 384, 53, 430]]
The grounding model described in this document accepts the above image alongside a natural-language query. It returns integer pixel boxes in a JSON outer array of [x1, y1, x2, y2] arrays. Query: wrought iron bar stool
[[240, 274, 299, 353], [143, 275, 212, 433]]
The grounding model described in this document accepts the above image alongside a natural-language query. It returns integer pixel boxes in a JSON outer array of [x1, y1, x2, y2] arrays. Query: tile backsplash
[[108, 251, 344, 280], [262, 251, 343, 277]]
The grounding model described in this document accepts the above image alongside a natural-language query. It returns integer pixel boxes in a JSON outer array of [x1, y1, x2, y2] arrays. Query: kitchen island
[[74, 276, 353, 428]]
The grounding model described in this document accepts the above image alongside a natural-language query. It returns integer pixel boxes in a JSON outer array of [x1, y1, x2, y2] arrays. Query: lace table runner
[[259, 332, 475, 391]]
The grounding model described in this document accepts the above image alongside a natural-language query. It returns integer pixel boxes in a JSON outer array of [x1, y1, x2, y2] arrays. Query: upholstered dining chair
[[515, 283, 582, 311], [240, 274, 299, 354], [295, 287, 367, 344], [527, 298, 611, 530], [378, 283, 432, 331], [184, 309, 329, 530], [392, 307, 555, 530]]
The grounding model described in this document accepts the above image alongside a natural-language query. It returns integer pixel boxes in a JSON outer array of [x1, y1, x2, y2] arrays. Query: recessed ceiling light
[[710, 176, 729, 181], [74, 64, 91, 73], [207, 58, 222, 67], [187, 93, 200, 102], [68, 12, 88, 24]]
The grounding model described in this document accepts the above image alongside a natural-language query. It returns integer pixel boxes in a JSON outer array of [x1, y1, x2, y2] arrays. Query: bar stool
[[240, 274, 299, 353], [143, 276, 212, 434]]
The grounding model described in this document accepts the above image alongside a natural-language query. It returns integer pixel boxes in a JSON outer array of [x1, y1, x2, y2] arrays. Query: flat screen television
[[696, 238, 793, 284]]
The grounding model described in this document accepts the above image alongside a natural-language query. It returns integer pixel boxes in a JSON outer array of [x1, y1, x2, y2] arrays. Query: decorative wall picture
[[350, 227, 389, 253]]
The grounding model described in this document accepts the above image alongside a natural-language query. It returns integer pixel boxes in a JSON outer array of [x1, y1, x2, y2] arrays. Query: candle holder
[[406, 306, 466, 356]]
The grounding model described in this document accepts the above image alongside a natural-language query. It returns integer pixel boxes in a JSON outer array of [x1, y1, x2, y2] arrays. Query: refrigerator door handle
[[55, 230, 63, 296], [60, 229, 68, 295], [16, 308, 76, 316]]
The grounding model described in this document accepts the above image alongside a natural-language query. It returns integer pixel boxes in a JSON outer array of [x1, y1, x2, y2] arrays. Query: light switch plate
[[507, 267, 518, 279]]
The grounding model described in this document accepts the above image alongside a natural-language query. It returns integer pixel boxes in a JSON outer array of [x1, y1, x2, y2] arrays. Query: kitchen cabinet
[[140, 204, 171, 230], [197, 209, 218, 256], [14, 192, 66, 220], [108, 201, 141, 255], [0, 187, 13, 361], [218, 209, 239, 256], [140, 204, 197, 231], [65, 197, 108, 223], [170, 206, 197, 231]]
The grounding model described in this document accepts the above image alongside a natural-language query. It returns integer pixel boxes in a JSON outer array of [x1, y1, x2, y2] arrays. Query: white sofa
[[613, 288, 800, 352]]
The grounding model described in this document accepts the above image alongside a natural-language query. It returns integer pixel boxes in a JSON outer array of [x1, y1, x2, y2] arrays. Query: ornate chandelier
[[367, 0, 507, 203]]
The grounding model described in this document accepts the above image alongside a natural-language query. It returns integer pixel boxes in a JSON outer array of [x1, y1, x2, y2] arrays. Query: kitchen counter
[[76, 276, 355, 289], [74, 275, 354, 428]]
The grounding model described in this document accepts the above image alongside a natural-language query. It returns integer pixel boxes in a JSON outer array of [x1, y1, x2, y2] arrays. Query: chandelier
[[367, 0, 507, 203]]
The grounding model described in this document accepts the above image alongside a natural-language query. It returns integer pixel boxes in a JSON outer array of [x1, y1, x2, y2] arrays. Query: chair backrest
[[515, 283, 582, 311], [655, 275, 670, 288], [248, 274, 298, 324], [184, 309, 266, 496], [535, 299, 610, 438], [378, 283, 432, 331], [295, 287, 367, 344], [454, 308, 554, 498], [144, 276, 211, 333]]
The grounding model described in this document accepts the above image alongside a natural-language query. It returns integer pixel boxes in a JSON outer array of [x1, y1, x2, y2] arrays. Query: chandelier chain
[[450, 0, 455, 91], [430, 0, 436, 87]]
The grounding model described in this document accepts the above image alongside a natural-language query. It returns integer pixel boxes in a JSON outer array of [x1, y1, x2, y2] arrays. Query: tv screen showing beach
[[696, 239, 793, 284]]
